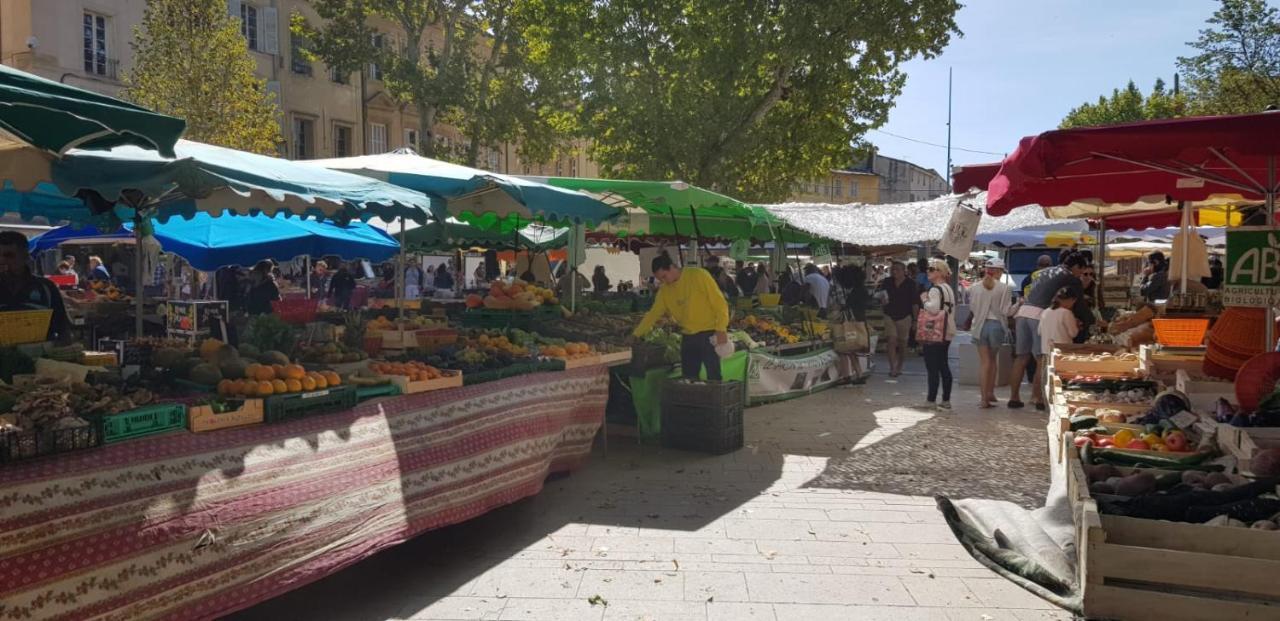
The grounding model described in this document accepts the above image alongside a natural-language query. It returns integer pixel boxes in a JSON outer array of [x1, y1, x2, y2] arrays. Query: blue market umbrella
[[29, 212, 399, 271]]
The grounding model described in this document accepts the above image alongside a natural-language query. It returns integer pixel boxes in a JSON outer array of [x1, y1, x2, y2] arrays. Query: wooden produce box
[[1051, 348, 1141, 378], [1138, 344, 1205, 380], [1174, 368, 1235, 414], [1073, 487, 1280, 619], [558, 354, 603, 370], [385, 370, 463, 395], [598, 350, 633, 367], [188, 399, 264, 433], [1216, 424, 1280, 475]]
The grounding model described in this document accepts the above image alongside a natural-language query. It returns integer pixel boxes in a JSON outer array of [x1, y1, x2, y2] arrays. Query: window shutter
[[227, 0, 241, 18], [260, 7, 279, 55]]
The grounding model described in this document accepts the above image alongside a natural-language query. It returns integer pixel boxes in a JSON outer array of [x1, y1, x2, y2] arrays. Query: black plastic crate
[[0, 418, 103, 464], [662, 403, 744, 434], [661, 379, 744, 410], [264, 385, 358, 424], [661, 424, 743, 455]]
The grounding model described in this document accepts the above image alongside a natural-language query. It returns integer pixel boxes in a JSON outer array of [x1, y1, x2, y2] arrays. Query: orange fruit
[[285, 364, 306, 380], [272, 379, 288, 394], [257, 380, 275, 396], [216, 379, 233, 396], [272, 364, 286, 379], [313, 374, 329, 390], [322, 371, 341, 386], [245, 363, 262, 380], [286, 378, 302, 393], [241, 380, 257, 397], [254, 365, 274, 381], [300, 375, 317, 391]]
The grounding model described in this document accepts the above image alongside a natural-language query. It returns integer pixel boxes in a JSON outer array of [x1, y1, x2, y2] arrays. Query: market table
[[0, 366, 607, 621]]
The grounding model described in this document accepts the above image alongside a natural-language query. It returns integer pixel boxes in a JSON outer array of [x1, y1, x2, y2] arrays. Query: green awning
[[404, 218, 568, 252], [0, 64, 185, 156]]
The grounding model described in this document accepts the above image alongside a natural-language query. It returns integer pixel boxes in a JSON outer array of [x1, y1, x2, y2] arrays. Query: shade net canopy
[[401, 217, 568, 252]]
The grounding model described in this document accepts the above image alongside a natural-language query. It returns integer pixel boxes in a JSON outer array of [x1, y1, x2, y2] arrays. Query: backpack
[[915, 284, 953, 344]]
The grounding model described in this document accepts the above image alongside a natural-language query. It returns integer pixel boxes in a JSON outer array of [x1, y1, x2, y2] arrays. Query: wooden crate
[[1138, 344, 1205, 380], [598, 350, 632, 366], [1074, 490, 1280, 620], [1216, 424, 1280, 475], [556, 354, 603, 370], [1174, 368, 1235, 414], [188, 399, 264, 433], [1052, 352, 1142, 378], [386, 370, 463, 395]]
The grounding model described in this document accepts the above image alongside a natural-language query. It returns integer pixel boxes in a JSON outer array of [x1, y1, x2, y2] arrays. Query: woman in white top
[[919, 258, 957, 410], [966, 258, 1013, 409]]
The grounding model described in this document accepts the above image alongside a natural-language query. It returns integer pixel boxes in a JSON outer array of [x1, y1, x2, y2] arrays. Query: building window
[[569, 157, 578, 177], [368, 34, 384, 81], [488, 150, 501, 172], [833, 179, 842, 198], [291, 117, 314, 159], [240, 4, 259, 51], [523, 163, 531, 175], [403, 128, 418, 151], [849, 180, 859, 197], [82, 12, 108, 76], [369, 123, 387, 154], [555, 158, 563, 177], [329, 66, 348, 84], [333, 124, 352, 157], [290, 34, 312, 75]]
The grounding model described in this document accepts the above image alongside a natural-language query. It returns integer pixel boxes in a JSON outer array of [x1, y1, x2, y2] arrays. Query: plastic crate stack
[[660, 379, 745, 454]]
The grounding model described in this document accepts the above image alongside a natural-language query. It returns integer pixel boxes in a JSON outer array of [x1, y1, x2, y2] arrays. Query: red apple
[[1164, 432, 1189, 452], [1097, 438, 1115, 448]]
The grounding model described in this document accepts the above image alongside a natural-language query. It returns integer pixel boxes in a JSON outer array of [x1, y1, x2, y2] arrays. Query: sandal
[[978, 402, 994, 409], [1007, 400, 1025, 409], [1035, 402, 1048, 411]]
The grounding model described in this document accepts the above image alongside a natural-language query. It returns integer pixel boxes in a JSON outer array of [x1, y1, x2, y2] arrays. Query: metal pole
[[946, 67, 953, 180], [1180, 202, 1190, 297], [305, 255, 312, 300], [1098, 218, 1107, 309], [134, 214, 144, 338], [397, 217, 406, 321], [1268, 156, 1276, 351]]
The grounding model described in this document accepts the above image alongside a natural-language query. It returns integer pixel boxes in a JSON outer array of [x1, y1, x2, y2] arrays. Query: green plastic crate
[[99, 403, 187, 443], [264, 384, 358, 424], [355, 383, 400, 401]]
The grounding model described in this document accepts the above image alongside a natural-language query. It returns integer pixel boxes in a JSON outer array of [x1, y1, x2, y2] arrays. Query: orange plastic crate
[[1153, 318, 1210, 347]]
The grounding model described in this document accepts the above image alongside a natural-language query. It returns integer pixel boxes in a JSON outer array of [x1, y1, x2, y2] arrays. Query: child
[[1039, 288, 1080, 371]]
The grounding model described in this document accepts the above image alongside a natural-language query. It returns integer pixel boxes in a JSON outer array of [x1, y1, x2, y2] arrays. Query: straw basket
[[0, 310, 52, 345]]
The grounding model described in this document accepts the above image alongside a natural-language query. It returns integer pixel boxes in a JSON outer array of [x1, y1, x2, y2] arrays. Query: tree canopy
[[123, 0, 281, 154], [1060, 79, 1189, 129], [549, 0, 961, 202]]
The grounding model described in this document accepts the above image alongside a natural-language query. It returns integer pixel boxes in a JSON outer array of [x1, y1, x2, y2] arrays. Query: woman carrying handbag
[[829, 264, 870, 384], [916, 259, 957, 410]]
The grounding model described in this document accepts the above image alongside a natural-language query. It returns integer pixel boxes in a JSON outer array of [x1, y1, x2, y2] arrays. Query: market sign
[[747, 348, 863, 403], [811, 243, 833, 266], [937, 204, 981, 260], [1222, 227, 1280, 308]]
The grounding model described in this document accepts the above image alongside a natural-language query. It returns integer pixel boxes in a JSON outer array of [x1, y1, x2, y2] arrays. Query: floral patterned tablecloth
[[0, 367, 607, 621]]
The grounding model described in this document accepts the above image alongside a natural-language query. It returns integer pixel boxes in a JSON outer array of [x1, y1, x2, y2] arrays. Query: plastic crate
[[0, 310, 52, 346], [1153, 318, 1210, 347], [271, 298, 319, 325], [462, 360, 564, 386], [758, 293, 781, 307], [661, 379, 744, 410], [264, 384, 357, 424], [46, 274, 77, 287], [355, 383, 400, 401], [0, 418, 103, 464], [662, 402, 745, 434], [661, 424, 743, 455], [99, 403, 187, 443]]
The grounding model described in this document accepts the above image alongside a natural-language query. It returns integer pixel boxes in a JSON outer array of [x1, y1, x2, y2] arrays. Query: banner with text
[[747, 348, 862, 403], [1222, 227, 1280, 308]]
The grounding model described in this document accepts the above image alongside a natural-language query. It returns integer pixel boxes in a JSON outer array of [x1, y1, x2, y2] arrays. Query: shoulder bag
[[915, 284, 953, 344]]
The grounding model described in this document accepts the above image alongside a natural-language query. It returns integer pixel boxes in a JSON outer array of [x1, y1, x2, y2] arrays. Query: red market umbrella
[[952, 162, 1001, 194], [986, 112, 1280, 218]]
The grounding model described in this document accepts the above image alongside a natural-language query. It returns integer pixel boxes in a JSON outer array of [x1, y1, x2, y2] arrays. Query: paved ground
[[230, 355, 1069, 621]]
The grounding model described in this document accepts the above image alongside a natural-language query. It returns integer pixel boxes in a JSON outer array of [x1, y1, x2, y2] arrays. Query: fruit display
[[1073, 426, 1196, 453], [370, 360, 449, 382], [1079, 461, 1280, 527], [296, 342, 368, 364], [215, 361, 341, 398], [735, 314, 800, 345], [365, 314, 447, 334], [87, 279, 131, 302], [467, 280, 558, 311], [540, 342, 596, 361]]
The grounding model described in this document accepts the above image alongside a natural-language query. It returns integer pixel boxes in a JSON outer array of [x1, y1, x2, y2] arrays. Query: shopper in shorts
[[1008, 252, 1087, 410], [876, 261, 918, 377]]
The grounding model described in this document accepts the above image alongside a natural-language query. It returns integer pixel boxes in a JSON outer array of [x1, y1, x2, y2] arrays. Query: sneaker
[[938, 401, 952, 411]]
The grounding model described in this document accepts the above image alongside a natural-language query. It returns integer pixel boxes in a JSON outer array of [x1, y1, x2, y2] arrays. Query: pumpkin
[[465, 293, 484, 309]]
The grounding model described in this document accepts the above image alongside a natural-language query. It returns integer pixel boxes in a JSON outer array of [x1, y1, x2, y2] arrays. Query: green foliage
[[1177, 0, 1280, 115], [1060, 79, 1189, 129], [122, 0, 282, 154], [244, 315, 296, 357], [546, 0, 961, 202], [1062, 0, 1280, 128]]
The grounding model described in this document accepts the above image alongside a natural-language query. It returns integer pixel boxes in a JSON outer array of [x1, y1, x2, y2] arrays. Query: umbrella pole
[[305, 255, 311, 300], [398, 218, 406, 321], [667, 206, 683, 265], [1098, 218, 1107, 309], [1268, 156, 1276, 351], [134, 216, 145, 338]]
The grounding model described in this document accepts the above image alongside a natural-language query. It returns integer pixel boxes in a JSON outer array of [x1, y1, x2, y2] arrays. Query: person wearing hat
[[918, 258, 958, 410], [967, 258, 1013, 409]]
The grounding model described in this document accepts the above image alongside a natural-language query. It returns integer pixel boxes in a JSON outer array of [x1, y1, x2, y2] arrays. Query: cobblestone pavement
[[230, 356, 1069, 621]]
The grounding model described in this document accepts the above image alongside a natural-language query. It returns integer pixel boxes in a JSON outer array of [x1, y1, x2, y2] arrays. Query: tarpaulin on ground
[[0, 368, 606, 621]]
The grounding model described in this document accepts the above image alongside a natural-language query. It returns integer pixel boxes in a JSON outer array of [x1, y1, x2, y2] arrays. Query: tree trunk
[[695, 60, 793, 184], [466, 4, 509, 168]]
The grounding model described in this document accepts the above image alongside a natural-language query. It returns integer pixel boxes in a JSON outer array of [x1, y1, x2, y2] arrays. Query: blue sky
[[874, 1, 1230, 179]]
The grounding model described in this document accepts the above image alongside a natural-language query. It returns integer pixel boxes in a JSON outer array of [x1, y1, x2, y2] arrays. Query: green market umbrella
[[0, 64, 185, 156], [403, 218, 568, 252]]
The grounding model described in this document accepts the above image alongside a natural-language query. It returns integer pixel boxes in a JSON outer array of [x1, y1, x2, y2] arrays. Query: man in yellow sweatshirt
[[632, 254, 730, 380]]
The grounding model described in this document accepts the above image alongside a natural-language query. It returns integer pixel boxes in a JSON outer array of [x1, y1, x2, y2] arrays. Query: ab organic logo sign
[[1222, 227, 1280, 308]]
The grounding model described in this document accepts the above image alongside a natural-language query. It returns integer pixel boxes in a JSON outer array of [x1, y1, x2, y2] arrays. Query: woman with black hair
[[1140, 251, 1171, 302]]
